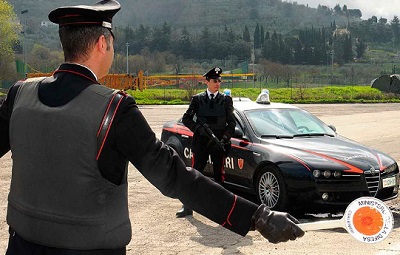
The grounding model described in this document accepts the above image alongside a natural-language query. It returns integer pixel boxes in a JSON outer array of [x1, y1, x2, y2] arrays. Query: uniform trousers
[[6, 228, 126, 255], [192, 135, 226, 183]]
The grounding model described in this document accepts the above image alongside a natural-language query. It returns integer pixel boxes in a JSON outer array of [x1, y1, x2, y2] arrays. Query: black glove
[[220, 135, 231, 154], [221, 134, 229, 143], [196, 126, 207, 137], [250, 204, 305, 244], [211, 139, 225, 152]]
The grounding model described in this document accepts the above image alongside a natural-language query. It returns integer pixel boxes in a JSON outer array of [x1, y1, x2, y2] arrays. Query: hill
[[9, 0, 360, 33]]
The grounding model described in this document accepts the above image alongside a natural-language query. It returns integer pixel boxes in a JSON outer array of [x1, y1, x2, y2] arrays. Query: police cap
[[203, 67, 223, 80], [48, 0, 121, 31]]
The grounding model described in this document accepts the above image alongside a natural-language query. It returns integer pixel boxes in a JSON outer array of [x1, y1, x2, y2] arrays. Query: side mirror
[[328, 125, 336, 132], [233, 126, 244, 138]]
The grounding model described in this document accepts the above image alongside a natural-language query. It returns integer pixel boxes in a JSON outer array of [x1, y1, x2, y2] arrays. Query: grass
[[127, 86, 400, 105], [1, 85, 398, 105]]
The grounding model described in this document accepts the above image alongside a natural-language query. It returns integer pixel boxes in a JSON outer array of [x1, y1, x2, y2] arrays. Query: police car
[[161, 90, 399, 212]]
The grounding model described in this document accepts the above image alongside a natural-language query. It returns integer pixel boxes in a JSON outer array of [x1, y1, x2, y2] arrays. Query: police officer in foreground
[[0, 1, 304, 253], [176, 67, 235, 218]]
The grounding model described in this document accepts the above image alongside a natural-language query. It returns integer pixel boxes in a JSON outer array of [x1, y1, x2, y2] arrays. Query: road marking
[[374, 242, 400, 255]]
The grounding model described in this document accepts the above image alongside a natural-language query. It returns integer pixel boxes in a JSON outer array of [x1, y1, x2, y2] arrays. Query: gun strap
[[96, 90, 126, 160]]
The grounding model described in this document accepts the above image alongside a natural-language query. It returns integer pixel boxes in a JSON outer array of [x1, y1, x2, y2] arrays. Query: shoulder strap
[[96, 90, 126, 160]]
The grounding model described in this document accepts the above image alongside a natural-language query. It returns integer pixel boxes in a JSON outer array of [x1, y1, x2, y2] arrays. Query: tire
[[256, 166, 289, 212]]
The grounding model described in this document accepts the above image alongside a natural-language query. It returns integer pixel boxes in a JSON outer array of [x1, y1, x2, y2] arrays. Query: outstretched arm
[[114, 96, 304, 242]]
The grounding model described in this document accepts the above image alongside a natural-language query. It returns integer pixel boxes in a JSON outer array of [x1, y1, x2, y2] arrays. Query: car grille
[[313, 168, 398, 205], [364, 169, 381, 196]]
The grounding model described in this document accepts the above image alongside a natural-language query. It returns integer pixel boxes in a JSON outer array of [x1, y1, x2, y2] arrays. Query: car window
[[234, 110, 246, 132], [245, 108, 335, 137], [288, 110, 328, 133]]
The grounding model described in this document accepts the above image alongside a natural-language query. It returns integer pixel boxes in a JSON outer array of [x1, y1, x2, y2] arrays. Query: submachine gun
[[193, 114, 226, 152]]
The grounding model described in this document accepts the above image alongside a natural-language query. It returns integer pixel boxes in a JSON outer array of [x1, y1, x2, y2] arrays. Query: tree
[[369, 16, 378, 23], [262, 36, 279, 63], [355, 38, 366, 58], [0, 0, 20, 82], [196, 26, 213, 60], [150, 22, 171, 52], [342, 5, 348, 14], [243, 25, 251, 42], [176, 27, 193, 58], [333, 4, 342, 15], [390, 16, 400, 45], [260, 25, 265, 47], [379, 17, 387, 24], [254, 23, 261, 49], [249, 8, 259, 21], [232, 40, 252, 60], [342, 34, 353, 63], [348, 9, 362, 18], [317, 5, 332, 16], [130, 24, 151, 55], [332, 29, 353, 65], [29, 44, 63, 72]]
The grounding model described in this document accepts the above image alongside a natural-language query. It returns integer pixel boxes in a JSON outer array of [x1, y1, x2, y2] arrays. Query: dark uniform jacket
[[8, 78, 131, 250], [182, 91, 235, 152], [0, 63, 258, 251]]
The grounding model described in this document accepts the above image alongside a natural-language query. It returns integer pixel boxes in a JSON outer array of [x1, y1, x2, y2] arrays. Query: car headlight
[[313, 170, 321, 178], [313, 170, 342, 179], [334, 171, 342, 178], [384, 163, 398, 174], [323, 170, 332, 178]]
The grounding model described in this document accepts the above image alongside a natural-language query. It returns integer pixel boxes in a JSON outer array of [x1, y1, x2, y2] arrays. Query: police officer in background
[[0, 1, 304, 253], [176, 67, 235, 218]]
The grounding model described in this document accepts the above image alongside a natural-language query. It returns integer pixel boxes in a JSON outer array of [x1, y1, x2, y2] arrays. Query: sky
[[288, 0, 399, 20]]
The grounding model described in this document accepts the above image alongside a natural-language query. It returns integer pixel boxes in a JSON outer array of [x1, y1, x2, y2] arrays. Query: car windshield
[[244, 108, 336, 138]]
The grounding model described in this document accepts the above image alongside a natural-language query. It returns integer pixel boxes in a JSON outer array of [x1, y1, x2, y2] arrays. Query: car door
[[222, 112, 258, 190], [175, 120, 214, 174]]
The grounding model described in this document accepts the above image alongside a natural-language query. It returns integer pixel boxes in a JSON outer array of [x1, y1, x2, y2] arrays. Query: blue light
[[223, 89, 231, 96]]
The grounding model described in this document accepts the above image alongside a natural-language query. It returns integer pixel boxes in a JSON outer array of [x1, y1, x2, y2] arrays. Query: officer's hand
[[196, 126, 207, 136], [220, 135, 230, 145], [250, 204, 304, 244], [212, 139, 225, 152], [222, 135, 232, 150]]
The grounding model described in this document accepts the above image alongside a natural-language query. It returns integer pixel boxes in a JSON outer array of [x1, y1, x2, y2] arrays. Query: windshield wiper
[[293, 133, 334, 137], [261, 134, 294, 139]]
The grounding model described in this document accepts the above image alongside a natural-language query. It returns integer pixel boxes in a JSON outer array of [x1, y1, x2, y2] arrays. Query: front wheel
[[256, 166, 289, 212]]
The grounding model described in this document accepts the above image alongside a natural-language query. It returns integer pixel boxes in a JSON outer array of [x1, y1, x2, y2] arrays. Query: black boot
[[176, 205, 193, 218]]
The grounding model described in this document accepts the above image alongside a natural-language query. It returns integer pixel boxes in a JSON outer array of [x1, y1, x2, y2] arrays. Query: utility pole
[[331, 50, 334, 85], [251, 48, 255, 88], [21, 9, 28, 74], [126, 42, 129, 74]]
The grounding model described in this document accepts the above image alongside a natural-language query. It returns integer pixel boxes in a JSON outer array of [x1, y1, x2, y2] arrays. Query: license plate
[[382, 176, 396, 188]]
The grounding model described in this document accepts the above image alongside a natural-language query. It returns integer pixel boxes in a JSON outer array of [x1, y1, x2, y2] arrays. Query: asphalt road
[[0, 103, 399, 254]]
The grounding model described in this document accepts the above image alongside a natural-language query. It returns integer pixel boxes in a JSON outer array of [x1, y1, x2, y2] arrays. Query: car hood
[[260, 135, 396, 172]]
